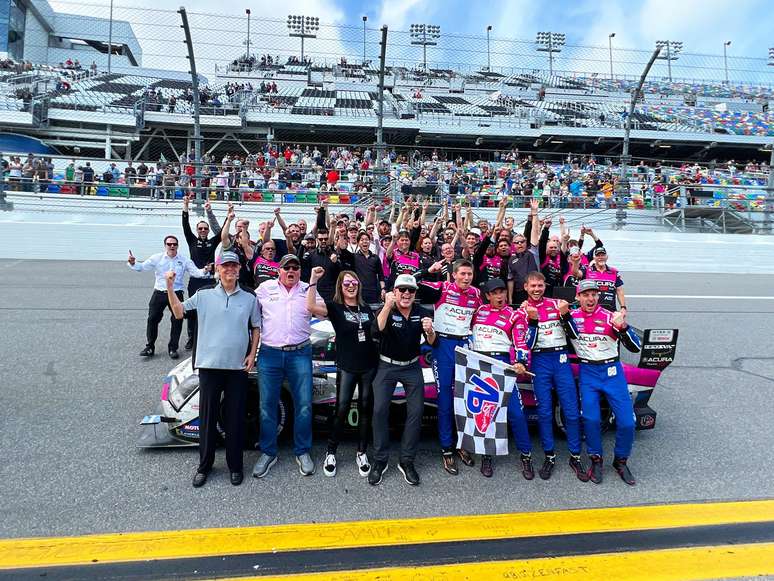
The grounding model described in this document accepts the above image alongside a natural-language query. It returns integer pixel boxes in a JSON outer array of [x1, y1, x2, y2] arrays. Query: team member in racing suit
[[521, 272, 589, 482], [385, 229, 421, 290], [563, 279, 642, 485], [573, 246, 626, 313], [469, 278, 534, 480], [418, 259, 483, 475]]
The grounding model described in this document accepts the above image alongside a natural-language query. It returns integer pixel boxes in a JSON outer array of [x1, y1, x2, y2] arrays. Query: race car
[[137, 320, 678, 448]]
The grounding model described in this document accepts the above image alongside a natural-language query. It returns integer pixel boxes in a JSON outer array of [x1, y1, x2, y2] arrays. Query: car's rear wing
[[635, 328, 679, 371]]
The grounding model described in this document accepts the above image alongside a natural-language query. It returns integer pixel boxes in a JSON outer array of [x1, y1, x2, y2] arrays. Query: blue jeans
[[579, 362, 635, 459], [258, 344, 313, 457]]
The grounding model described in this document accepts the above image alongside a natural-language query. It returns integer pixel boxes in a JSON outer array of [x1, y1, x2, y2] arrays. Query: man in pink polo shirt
[[252, 254, 323, 479]]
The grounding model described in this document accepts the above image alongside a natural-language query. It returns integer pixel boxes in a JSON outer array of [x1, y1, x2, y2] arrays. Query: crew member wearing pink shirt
[[252, 254, 324, 479]]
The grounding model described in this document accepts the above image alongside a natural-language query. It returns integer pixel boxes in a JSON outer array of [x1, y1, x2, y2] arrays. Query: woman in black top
[[306, 267, 378, 478]]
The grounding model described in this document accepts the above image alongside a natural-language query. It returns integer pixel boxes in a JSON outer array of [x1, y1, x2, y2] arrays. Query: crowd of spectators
[[1, 146, 769, 211]]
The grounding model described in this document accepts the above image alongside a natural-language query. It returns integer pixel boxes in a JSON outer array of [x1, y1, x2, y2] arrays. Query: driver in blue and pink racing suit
[[417, 259, 483, 476], [562, 279, 642, 486], [521, 271, 589, 482], [469, 278, 534, 480]]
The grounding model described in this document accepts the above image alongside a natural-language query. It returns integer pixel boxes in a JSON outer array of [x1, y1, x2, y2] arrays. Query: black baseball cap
[[483, 278, 506, 293]]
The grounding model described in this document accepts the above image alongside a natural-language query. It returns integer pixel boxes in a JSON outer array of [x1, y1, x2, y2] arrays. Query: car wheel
[[555, 399, 612, 435]]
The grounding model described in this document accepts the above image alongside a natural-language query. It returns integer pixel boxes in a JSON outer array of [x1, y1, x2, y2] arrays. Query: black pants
[[511, 289, 528, 306], [198, 368, 248, 473], [372, 361, 424, 464], [146, 289, 184, 351], [186, 279, 210, 342], [328, 368, 376, 454]]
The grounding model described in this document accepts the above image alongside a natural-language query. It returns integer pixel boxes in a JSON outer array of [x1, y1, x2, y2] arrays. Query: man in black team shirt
[[181, 194, 221, 350]]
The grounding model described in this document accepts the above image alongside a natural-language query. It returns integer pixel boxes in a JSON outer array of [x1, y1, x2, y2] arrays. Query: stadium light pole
[[245, 9, 251, 60], [536, 32, 565, 76], [375, 26, 388, 180], [287, 15, 320, 62], [769, 48, 774, 66], [179, 7, 203, 204], [608, 33, 615, 80], [655, 40, 682, 82], [362, 16, 368, 63], [410, 24, 441, 71], [620, 46, 662, 197], [486, 25, 492, 71], [107, 0, 113, 74], [723, 40, 731, 84]]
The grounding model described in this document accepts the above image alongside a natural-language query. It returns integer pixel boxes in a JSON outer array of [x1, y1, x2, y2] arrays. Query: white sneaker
[[323, 453, 337, 477], [356, 452, 370, 477]]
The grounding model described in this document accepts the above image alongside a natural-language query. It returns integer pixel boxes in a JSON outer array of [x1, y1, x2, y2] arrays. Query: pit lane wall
[[0, 194, 772, 273]]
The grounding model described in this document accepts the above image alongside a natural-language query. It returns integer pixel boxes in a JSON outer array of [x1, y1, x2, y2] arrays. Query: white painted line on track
[[629, 294, 774, 300]]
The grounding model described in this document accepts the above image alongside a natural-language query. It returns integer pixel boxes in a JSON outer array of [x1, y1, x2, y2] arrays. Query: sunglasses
[[197, 227, 209, 231], [166, 242, 178, 247], [396, 287, 416, 294], [281, 264, 300, 271], [317, 237, 329, 242], [514, 239, 527, 244], [342, 280, 360, 288]]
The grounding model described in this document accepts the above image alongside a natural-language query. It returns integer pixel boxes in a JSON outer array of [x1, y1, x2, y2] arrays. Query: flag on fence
[[454, 346, 517, 456]]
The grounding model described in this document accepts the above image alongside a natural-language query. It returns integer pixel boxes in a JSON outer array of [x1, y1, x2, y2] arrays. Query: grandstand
[[0, 5, 771, 180]]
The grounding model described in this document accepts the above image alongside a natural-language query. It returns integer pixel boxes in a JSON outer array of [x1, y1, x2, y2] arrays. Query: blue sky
[[49, 0, 774, 81]]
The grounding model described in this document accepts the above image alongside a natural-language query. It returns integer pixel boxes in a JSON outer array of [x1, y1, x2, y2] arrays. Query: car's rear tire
[[554, 398, 612, 435]]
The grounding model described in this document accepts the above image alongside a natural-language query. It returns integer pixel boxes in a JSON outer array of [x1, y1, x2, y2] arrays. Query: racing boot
[[569, 454, 590, 482], [588, 455, 603, 484], [520, 453, 535, 481], [613, 457, 636, 486], [456, 448, 475, 467], [480, 455, 494, 478], [442, 449, 459, 476], [538, 452, 556, 480]]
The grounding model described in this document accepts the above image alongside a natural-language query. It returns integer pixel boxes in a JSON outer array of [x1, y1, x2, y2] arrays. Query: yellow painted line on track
[[1, 500, 774, 570], [222, 543, 774, 581]]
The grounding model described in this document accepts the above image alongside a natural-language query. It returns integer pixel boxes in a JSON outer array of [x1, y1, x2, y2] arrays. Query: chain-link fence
[[34, 1, 774, 86]]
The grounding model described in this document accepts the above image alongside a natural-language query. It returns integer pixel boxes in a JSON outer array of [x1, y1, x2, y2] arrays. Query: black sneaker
[[613, 457, 636, 486], [569, 455, 590, 482], [588, 455, 603, 484], [456, 448, 475, 467], [368, 461, 388, 486], [442, 450, 459, 475], [480, 455, 494, 478], [520, 453, 535, 480], [398, 462, 420, 486], [539, 454, 556, 480], [139, 346, 154, 357], [184, 337, 194, 350], [168, 349, 180, 360]]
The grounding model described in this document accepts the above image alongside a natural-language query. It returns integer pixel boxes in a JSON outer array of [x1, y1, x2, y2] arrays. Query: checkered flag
[[454, 346, 517, 456]]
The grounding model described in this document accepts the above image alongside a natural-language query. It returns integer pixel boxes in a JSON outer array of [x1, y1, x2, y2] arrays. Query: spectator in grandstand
[[166, 250, 259, 488], [253, 254, 322, 479], [127, 236, 212, 359], [300, 213, 352, 301], [124, 162, 137, 186], [306, 266, 378, 478]]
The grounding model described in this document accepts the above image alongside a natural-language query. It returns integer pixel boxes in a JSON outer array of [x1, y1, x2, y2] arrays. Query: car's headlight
[[168, 374, 199, 411]]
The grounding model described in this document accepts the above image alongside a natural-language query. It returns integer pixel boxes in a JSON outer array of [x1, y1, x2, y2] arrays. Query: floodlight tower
[[409, 23, 441, 70], [287, 14, 320, 62], [486, 25, 492, 71], [655, 40, 683, 82], [535, 32, 565, 76], [723, 40, 731, 84]]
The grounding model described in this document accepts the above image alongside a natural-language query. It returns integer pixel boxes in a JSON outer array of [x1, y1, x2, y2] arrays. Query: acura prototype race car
[[137, 319, 678, 449]]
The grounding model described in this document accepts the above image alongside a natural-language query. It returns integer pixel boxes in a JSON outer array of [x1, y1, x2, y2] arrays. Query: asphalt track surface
[[2, 260, 774, 539]]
